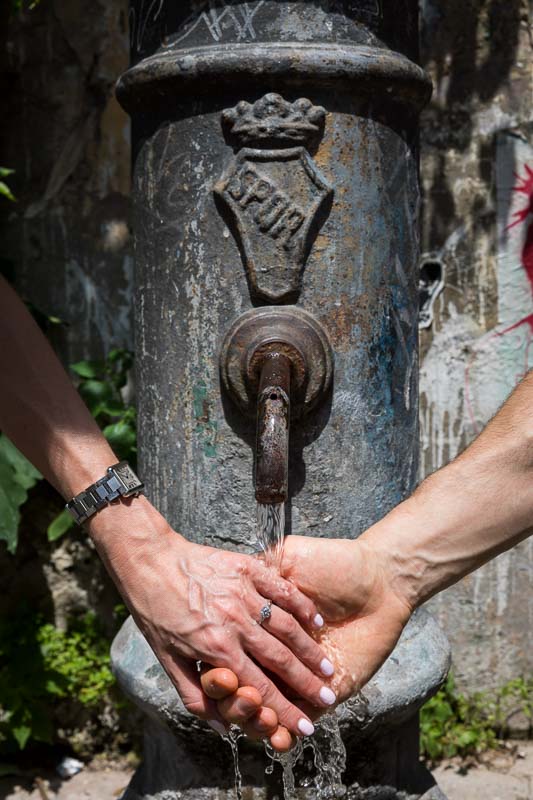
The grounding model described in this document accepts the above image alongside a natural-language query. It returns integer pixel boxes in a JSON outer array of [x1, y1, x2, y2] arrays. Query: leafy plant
[[0, 168, 16, 202], [420, 672, 533, 762], [0, 347, 136, 552], [70, 348, 136, 460], [0, 610, 115, 751], [0, 435, 41, 554]]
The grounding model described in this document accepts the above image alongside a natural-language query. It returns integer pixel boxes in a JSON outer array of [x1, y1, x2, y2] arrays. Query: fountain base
[[111, 609, 450, 799]]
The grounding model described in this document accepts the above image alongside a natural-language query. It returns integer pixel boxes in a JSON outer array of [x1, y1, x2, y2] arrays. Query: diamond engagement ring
[[259, 600, 272, 625]]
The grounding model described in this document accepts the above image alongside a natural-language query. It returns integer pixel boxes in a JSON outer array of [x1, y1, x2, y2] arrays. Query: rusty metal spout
[[255, 353, 291, 505]]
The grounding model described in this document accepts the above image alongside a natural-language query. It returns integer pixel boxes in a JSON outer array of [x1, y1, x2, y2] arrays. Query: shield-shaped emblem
[[214, 94, 333, 303]]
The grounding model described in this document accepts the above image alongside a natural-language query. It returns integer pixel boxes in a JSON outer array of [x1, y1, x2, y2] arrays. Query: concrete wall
[[419, 0, 533, 689], [0, 0, 132, 363], [1, 0, 531, 692]]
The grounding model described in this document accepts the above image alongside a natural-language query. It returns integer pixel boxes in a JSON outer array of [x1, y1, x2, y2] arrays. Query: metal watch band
[[66, 461, 144, 525]]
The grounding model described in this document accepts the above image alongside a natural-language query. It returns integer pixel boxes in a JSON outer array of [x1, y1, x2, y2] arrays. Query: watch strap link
[[66, 461, 143, 525]]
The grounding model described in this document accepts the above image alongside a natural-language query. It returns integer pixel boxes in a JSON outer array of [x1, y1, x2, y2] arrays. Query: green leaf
[[0, 435, 41, 489], [47, 509, 75, 542], [102, 421, 136, 461], [0, 460, 27, 553], [99, 401, 126, 417], [79, 380, 114, 415], [70, 360, 101, 379], [12, 724, 31, 749], [0, 436, 41, 553], [0, 168, 15, 178], [0, 181, 16, 202]]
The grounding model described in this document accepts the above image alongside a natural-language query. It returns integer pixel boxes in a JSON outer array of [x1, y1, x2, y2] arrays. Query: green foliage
[[0, 435, 41, 554], [11, 0, 41, 12], [71, 348, 137, 463], [0, 610, 115, 752], [0, 168, 16, 202], [46, 508, 75, 542], [420, 672, 533, 762], [0, 348, 136, 552]]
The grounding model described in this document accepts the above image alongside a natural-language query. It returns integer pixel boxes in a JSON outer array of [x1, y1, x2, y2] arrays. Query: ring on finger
[[258, 599, 273, 625]]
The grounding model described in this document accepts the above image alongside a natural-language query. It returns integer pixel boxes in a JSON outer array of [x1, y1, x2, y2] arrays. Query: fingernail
[[313, 613, 324, 629], [208, 720, 227, 736], [319, 686, 337, 706], [320, 658, 335, 677], [298, 718, 315, 736]]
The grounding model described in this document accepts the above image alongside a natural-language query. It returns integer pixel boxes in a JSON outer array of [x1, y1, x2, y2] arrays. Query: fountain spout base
[[111, 609, 451, 800]]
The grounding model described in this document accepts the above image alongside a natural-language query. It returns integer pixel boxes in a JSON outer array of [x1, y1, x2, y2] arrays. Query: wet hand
[[280, 535, 412, 713], [91, 504, 336, 738], [200, 668, 294, 752]]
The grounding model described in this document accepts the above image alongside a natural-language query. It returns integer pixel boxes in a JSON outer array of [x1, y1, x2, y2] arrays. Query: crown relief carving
[[222, 93, 326, 149], [215, 93, 333, 303]]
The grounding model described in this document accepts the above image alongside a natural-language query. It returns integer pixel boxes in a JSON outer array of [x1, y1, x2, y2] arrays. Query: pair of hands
[[93, 501, 412, 752], [196, 534, 413, 750]]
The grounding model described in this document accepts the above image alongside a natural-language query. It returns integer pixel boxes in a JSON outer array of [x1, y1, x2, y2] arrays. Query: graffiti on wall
[[420, 133, 533, 473]]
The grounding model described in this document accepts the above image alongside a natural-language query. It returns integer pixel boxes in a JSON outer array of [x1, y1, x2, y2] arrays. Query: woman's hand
[[88, 497, 336, 737]]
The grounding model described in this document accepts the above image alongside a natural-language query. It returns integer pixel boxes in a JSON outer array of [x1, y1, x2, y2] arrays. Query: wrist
[[358, 497, 436, 613], [86, 493, 177, 553]]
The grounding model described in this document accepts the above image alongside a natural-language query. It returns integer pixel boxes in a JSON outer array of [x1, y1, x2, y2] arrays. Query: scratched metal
[[113, 2, 450, 798]]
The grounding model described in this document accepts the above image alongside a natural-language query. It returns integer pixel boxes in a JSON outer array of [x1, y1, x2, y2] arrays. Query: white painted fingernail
[[320, 686, 337, 706], [298, 718, 315, 736], [208, 720, 226, 736], [313, 613, 324, 629], [320, 658, 335, 677]]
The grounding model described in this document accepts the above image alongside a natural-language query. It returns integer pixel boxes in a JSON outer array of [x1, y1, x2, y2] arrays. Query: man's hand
[[280, 535, 412, 712]]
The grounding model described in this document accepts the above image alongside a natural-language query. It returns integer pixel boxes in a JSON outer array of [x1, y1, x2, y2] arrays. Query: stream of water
[[224, 502, 359, 799]]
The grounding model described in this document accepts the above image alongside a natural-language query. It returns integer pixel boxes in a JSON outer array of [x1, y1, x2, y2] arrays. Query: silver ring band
[[259, 600, 272, 625]]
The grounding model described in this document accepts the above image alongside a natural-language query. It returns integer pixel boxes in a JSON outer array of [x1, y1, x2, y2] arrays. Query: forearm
[[362, 371, 533, 609], [0, 277, 119, 498]]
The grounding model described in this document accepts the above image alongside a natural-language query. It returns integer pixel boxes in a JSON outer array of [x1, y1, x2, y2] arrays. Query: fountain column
[[111, 2, 451, 798]]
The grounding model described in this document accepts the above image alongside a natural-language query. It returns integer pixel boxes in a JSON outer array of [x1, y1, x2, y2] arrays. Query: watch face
[[114, 463, 142, 493]]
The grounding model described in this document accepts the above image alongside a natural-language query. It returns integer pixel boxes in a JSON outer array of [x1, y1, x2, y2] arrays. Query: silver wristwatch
[[66, 461, 144, 525]]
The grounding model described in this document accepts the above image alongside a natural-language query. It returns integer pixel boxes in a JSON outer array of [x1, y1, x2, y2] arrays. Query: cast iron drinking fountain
[[111, 2, 451, 798]]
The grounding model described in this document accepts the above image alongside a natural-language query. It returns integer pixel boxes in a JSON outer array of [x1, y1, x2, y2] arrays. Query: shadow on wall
[[420, 0, 525, 245]]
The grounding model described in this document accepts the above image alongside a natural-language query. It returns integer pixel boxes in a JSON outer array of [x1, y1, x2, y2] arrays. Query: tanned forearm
[[361, 371, 533, 610], [0, 276, 121, 499]]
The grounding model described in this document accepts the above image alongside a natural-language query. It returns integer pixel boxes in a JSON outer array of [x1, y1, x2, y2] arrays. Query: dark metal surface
[[115, 2, 450, 797], [220, 305, 333, 417], [255, 354, 291, 504]]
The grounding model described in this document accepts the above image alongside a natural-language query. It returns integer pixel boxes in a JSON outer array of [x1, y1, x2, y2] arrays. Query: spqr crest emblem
[[214, 94, 333, 303]]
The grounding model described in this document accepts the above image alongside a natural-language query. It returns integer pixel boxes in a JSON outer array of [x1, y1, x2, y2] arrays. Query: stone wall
[[1, 0, 531, 693], [419, 0, 533, 689]]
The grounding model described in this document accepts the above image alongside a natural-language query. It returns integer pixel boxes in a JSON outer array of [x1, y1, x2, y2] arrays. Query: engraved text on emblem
[[214, 94, 333, 303]]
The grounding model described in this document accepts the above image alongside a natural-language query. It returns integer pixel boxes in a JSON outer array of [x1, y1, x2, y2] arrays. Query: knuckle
[[273, 646, 293, 671], [300, 673, 319, 699], [182, 696, 205, 717], [254, 678, 273, 700], [281, 614, 298, 638], [204, 629, 229, 658]]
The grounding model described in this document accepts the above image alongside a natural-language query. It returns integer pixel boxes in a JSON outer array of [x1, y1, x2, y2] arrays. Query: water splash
[[223, 726, 244, 800], [255, 501, 350, 798], [256, 501, 285, 571], [219, 500, 367, 798]]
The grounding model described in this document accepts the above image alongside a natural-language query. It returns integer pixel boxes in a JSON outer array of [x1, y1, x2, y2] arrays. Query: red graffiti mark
[[465, 164, 533, 433], [498, 164, 533, 335]]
